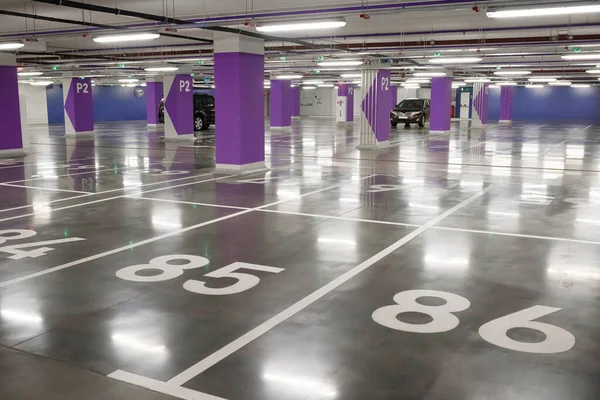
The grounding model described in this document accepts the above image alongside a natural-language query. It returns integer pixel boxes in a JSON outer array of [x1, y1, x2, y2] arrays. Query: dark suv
[[390, 98, 430, 128], [158, 93, 215, 131]]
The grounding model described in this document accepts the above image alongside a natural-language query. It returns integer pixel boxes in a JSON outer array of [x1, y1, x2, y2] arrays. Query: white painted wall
[[18, 83, 48, 125], [301, 87, 333, 116]]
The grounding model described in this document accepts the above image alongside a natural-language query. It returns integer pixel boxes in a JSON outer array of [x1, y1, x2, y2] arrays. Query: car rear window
[[397, 99, 424, 108]]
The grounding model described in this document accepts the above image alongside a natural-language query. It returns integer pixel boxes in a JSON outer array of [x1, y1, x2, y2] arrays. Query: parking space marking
[[0, 175, 376, 288], [0, 182, 93, 194], [107, 185, 495, 398], [126, 196, 249, 211]]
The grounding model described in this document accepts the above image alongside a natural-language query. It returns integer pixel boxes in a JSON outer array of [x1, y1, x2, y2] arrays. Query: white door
[[460, 92, 470, 119]]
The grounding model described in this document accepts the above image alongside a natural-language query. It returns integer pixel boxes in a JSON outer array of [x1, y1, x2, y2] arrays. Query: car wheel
[[418, 115, 425, 128], [194, 116, 205, 131], [391, 122, 398, 127]]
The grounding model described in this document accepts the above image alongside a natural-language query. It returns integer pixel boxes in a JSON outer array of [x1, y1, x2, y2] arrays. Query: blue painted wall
[[93, 86, 146, 121], [487, 86, 600, 122], [46, 84, 64, 124]]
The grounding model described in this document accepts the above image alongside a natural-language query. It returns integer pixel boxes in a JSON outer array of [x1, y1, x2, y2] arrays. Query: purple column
[[163, 74, 194, 140], [214, 35, 265, 174], [499, 86, 513, 123], [291, 86, 301, 119], [0, 64, 25, 155], [430, 77, 452, 133], [359, 69, 391, 148], [270, 79, 292, 128], [336, 83, 355, 123], [472, 82, 489, 128], [63, 77, 94, 136], [146, 80, 163, 126]]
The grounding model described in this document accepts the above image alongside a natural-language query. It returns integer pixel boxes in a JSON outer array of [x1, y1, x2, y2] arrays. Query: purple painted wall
[[291, 86, 301, 117], [362, 70, 391, 143], [214, 52, 264, 165], [473, 82, 490, 125], [430, 77, 452, 131], [499, 86, 513, 121], [338, 83, 355, 122], [146, 82, 163, 124], [270, 79, 292, 127], [0, 66, 23, 151]]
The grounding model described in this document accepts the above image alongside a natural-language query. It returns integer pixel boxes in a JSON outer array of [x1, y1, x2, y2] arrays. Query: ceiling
[[3, 0, 600, 88]]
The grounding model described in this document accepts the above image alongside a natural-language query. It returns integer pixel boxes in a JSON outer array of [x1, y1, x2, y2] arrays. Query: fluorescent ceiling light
[[586, 69, 600, 74], [497, 82, 518, 86], [145, 67, 179, 72], [29, 81, 53, 86], [561, 54, 600, 60], [494, 70, 531, 76], [318, 84, 334, 87], [302, 86, 317, 90], [340, 73, 361, 78], [572, 84, 591, 88], [526, 84, 544, 88], [0, 42, 24, 50], [303, 80, 324, 84], [18, 71, 43, 76], [118, 78, 139, 83], [318, 60, 363, 67], [464, 78, 491, 83], [93, 33, 160, 43], [428, 57, 482, 64], [275, 74, 303, 80], [452, 82, 466, 87], [256, 19, 346, 33], [487, 4, 600, 19], [413, 72, 447, 77], [548, 81, 572, 85], [528, 77, 556, 82], [351, 80, 361, 84], [406, 79, 430, 83], [489, 84, 500, 88], [402, 84, 420, 88]]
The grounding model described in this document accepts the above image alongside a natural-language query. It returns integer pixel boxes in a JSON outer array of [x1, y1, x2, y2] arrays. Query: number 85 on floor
[[115, 255, 284, 295]]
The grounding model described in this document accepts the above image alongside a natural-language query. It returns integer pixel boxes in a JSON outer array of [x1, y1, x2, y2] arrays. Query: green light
[[315, 70, 321, 74], [63, 228, 69, 238], [52, 66, 58, 70], [193, 204, 197, 209], [279, 56, 286, 61], [574, 47, 581, 52], [118, 63, 125, 68], [410, 68, 415, 72], [497, 66, 502, 70], [198, 61, 204, 64], [190, 73, 195, 77], [129, 241, 133, 245], [317, 56, 324, 61], [433, 52, 440, 57]]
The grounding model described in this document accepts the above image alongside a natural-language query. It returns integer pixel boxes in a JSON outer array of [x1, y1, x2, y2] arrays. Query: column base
[[498, 120, 512, 124], [291, 116, 301, 120], [147, 123, 163, 127], [215, 161, 268, 175], [429, 130, 451, 134], [356, 140, 390, 150], [0, 148, 27, 158], [164, 134, 196, 142], [66, 131, 94, 137], [270, 126, 291, 130]]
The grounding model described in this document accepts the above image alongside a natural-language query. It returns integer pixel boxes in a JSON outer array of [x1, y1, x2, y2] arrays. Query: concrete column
[[430, 77, 452, 134], [336, 83, 355, 123], [146, 77, 163, 127], [358, 66, 391, 149], [270, 79, 291, 129], [472, 82, 490, 129], [213, 32, 266, 174], [499, 86, 513, 124], [291, 86, 301, 119], [0, 54, 27, 157], [163, 71, 194, 140], [62, 77, 94, 136]]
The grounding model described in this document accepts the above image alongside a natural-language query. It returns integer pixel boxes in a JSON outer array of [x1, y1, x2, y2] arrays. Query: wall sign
[[134, 88, 145, 98]]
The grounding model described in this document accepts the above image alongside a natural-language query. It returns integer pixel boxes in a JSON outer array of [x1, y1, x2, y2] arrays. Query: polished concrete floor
[[0, 119, 599, 399]]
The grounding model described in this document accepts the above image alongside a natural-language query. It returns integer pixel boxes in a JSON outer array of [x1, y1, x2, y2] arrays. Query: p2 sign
[[76, 82, 89, 94], [179, 80, 191, 92]]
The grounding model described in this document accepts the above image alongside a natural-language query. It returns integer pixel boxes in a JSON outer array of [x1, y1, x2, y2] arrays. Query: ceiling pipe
[[30, 0, 356, 53]]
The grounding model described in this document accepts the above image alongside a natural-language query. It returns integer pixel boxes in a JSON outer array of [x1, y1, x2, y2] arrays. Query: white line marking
[[0, 176, 376, 288], [1, 183, 93, 194], [125, 196, 249, 211], [155, 185, 496, 388], [0, 156, 102, 171], [0, 174, 233, 224]]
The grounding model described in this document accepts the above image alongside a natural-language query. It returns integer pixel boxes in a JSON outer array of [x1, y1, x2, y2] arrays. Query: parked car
[[158, 93, 215, 132], [390, 98, 430, 128]]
